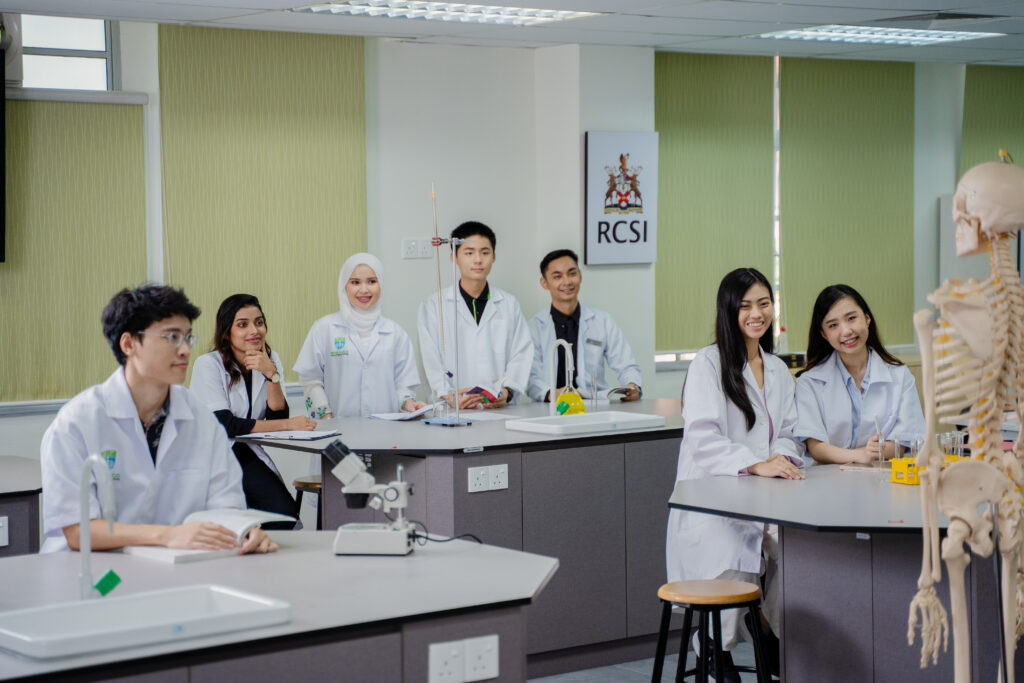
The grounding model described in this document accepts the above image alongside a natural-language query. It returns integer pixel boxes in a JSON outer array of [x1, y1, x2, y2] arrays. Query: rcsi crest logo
[[603, 153, 643, 214], [584, 131, 657, 265]]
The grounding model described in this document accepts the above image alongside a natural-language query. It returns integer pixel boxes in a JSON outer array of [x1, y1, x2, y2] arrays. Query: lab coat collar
[[742, 346, 774, 393], [537, 301, 595, 329], [100, 366, 196, 428], [335, 316, 394, 359], [443, 285, 505, 325], [802, 349, 893, 387]]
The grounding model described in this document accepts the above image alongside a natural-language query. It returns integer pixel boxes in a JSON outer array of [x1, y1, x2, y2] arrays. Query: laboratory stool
[[292, 474, 323, 531], [651, 579, 769, 683]]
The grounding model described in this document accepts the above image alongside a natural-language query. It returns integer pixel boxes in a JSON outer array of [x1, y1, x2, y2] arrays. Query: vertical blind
[[1, 101, 146, 400], [779, 58, 915, 349], [159, 26, 367, 380], [959, 64, 1024, 174], [654, 53, 774, 350]]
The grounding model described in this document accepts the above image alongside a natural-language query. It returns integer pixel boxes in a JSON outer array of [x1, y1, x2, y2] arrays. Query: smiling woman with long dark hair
[[794, 283, 924, 465], [665, 267, 804, 681], [190, 294, 316, 522]]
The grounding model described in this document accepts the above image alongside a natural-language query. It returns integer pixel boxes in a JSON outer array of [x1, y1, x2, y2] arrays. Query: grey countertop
[[239, 398, 683, 455], [668, 463, 950, 533], [0, 531, 558, 679], [0, 456, 42, 496]]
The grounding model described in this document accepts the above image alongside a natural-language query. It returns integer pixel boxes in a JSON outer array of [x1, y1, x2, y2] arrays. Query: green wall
[[159, 26, 367, 379], [1, 101, 146, 400], [654, 53, 774, 350]]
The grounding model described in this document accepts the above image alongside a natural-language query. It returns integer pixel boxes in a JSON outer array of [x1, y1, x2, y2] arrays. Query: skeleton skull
[[953, 161, 1024, 256]]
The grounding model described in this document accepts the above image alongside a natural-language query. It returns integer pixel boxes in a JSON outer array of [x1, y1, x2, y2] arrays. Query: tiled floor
[[529, 642, 759, 682]]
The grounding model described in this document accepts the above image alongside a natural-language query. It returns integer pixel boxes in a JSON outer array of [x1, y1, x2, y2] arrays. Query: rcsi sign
[[584, 131, 658, 265]]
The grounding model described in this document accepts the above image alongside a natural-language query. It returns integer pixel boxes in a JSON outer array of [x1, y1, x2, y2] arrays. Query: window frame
[[21, 18, 120, 91]]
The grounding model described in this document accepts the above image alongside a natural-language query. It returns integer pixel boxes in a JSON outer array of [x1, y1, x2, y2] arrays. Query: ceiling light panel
[[750, 24, 1004, 46], [294, 2, 602, 26]]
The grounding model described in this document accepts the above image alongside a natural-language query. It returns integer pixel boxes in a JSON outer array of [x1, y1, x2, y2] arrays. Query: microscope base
[[332, 523, 414, 556]]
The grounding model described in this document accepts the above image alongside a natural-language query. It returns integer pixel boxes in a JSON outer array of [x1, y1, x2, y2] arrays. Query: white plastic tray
[[0, 584, 290, 659], [505, 410, 665, 435]]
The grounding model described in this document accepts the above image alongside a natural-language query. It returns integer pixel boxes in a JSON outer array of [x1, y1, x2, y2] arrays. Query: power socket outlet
[[488, 464, 508, 491], [467, 466, 489, 493], [429, 640, 465, 683], [463, 634, 499, 681], [402, 238, 418, 259], [418, 239, 434, 258]]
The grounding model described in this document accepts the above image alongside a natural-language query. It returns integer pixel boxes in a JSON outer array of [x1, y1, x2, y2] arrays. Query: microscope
[[323, 440, 414, 556]]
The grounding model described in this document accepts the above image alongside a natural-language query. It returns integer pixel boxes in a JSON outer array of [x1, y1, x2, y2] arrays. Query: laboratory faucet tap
[[549, 339, 575, 416], [79, 452, 117, 599]]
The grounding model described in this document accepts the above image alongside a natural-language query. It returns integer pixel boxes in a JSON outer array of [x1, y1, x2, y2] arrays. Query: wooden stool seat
[[658, 579, 761, 606], [293, 474, 322, 492], [651, 579, 769, 683], [293, 475, 323, 530]]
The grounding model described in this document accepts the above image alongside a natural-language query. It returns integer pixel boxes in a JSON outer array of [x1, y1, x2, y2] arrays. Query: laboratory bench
[[669, 463, 1020, 682], [0, 456, 42, 557], [0, 531, 557, 681], [241, 399, 684, 676]]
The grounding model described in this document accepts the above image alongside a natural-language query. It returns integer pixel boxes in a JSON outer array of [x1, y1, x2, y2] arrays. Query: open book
[[122, 508, 295, 564]]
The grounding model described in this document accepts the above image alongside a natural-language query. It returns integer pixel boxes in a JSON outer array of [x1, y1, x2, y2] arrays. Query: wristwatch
[[269, 372, 281, 384]]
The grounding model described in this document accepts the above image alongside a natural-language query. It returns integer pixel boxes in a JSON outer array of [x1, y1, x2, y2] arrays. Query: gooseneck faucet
[[549, 339, 576, 416], [79, 453, 117, 599]]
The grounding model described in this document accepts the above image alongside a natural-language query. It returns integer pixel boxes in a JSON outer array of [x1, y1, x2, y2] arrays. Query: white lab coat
[[40, 367, 245, 553], [526, 303, 642, 402], [666, 345, 803, 583], [794, 349, 925, 450], [189, 350, 285, 479], [293, 312, 420, 417], [417, 285, 533, 403]]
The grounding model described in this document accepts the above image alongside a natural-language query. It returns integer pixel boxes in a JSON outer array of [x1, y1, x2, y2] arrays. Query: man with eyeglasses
[[39, 284, 277, 554]]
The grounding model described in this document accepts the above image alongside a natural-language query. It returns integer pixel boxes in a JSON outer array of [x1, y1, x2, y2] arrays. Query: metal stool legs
[[650, 600, 771, 683]]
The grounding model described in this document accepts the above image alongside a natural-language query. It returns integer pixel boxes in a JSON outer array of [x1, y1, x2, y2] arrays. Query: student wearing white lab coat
[[294, 253, 424, 418], [526, 249, 641, 402], [795, 284, 925, 464], [40, 285, 276, 554], [665, 268, 803, 680], [191, 294, 317, 521], [418, 221, 533, 409]]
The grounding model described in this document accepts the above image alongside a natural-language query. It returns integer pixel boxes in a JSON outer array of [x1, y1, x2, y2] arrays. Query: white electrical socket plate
[[467, 466, 489, 493], [488, 464, 508, 491], [429, 640, 465, 683], [402, 238, 417, 259], [464, 634, 499, 681]]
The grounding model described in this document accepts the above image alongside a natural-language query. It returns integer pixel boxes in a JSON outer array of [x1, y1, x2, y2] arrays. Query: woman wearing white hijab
[[294, 253, 425, 418]]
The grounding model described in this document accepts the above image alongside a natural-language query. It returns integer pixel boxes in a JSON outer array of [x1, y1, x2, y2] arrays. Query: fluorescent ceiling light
[[293, 2, 602, 26], [750, 24, 1004, 46]]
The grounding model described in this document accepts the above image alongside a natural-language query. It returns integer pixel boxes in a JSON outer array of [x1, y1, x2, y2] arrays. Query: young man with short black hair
[[527, 249, 642, 403], [40, 284, 276, 554], [418, 221, 533, 409]]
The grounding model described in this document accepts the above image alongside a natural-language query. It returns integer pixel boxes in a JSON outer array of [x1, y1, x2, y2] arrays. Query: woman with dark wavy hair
[[794, 284, 924, 464], [191, 294, 316, 522], [665, 267, 803, 681]]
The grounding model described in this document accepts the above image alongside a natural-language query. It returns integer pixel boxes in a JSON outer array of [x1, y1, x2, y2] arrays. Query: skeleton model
[[908, 158, 1024, 682]]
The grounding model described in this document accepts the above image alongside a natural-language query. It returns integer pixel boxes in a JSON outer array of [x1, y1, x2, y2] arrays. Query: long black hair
[[715, 268, 774, 431], [212, 293, 272, 387], [798, 284, 901, 377]]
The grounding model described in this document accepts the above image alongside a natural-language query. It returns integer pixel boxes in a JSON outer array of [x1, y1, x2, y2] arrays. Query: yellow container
[[943, 454, 969, 468], [891, 457, 920, 485], [556, 391, 586, 415]]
